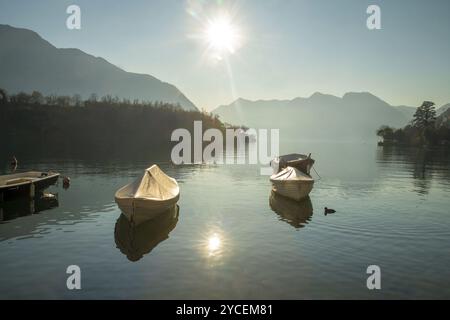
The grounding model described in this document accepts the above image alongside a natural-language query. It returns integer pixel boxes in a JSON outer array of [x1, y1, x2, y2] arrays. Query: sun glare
[[205, 15, 240, 54], [207, 233, 221, 253]]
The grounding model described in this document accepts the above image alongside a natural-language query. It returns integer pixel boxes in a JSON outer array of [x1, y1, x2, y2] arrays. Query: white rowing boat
[[270, 166, 314, 201], [270, 153, 315, 175], [115, 165, 180, 225]]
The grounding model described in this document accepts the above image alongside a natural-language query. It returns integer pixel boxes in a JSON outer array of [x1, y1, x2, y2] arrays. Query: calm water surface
[[0, 141, 449, 299]]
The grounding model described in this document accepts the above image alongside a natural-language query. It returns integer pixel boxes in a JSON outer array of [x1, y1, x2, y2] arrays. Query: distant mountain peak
[[438, 103, 450, 115], [213, 91, 412, 139], [310, 92, 332, 98], [342, 91, 390, 106], [307, 92, 341, 103], [0, 24, 55, 49], [233, 97, 250, 104], [343, 91, 377, 99], [0, 24, 197, 111], [219, 91, 399, 110]]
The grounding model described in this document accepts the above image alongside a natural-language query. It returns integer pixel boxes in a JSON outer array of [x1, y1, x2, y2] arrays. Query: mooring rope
[[312, 165, 322, 180]]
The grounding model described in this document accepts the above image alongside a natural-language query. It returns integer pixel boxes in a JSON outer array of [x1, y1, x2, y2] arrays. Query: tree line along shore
[[377, 101, 450, 147], [0, 89, 226, 158]]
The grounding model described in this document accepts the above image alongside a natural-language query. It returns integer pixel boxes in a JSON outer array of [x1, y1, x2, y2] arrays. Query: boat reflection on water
[[269, 191, 313, 229], [114, 205, 179, 262], [0, 193, 59, 223]]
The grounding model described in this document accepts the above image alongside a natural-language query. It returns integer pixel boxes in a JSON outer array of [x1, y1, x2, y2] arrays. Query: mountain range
[[213, 93, 450, 140], [0, 24, 197, 111], [1, 24, 448, 137]]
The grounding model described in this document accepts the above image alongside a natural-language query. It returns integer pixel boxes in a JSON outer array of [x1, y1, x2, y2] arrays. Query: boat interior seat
[[5, 178, 34, 185]]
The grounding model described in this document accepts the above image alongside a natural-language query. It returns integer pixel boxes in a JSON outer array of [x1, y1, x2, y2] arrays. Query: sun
[[205, 15, 240, 54]]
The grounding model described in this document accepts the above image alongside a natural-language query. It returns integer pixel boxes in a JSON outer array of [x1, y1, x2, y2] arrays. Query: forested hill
[[0, 93, 222, 158]]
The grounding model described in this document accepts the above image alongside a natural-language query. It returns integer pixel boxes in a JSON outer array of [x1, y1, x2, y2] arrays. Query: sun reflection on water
[[207, 233, 221, 255], [200, 229, 228, 264]]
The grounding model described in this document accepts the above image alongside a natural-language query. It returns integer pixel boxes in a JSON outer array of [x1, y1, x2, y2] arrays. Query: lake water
[[1, 141, 449, 299]]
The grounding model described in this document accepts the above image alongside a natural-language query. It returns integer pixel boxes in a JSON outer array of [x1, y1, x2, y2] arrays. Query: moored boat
[[0, 171, 60, 201], [270, 166, 314, 201], [115, 165, 180, 225], [270, 153, 315, 175]]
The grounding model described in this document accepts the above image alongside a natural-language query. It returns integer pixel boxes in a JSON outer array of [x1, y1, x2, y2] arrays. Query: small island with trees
[[377, 101, 450, 147]]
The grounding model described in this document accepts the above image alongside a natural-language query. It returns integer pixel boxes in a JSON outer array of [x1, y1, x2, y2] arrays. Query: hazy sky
[[1, 0, 449, 110]]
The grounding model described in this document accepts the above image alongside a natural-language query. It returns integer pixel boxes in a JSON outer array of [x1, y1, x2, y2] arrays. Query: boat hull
[[114, 205, 179, 261], [269, 191, 313, 228], [270, 179, 314, 201], [116, 194, 180, 225], [0, 172, 60, 202]]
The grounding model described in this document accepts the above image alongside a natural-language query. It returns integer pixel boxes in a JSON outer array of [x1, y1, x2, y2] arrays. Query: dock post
[[30, 183, 35, 198]]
